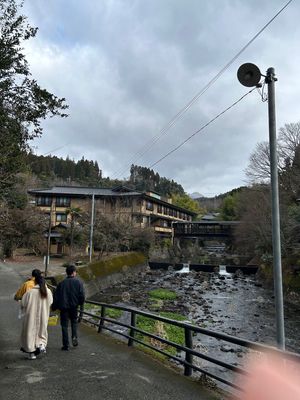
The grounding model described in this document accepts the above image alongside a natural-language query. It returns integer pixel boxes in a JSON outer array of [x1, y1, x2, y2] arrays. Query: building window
[[56, 213, 67, 223], [135, 215, 143, 223], [174, 210, 178, 218], [157, 204, 162, 214], [36, 196, 52, 206], [56, 197, 70, 207], [120, 197, 132, 207], [146, 201, 154, 211]]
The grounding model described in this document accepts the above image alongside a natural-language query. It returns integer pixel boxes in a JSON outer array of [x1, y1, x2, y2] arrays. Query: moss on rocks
[[76, 252, 146, 282]]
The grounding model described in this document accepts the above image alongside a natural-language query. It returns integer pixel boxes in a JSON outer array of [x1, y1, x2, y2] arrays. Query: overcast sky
[[22, 0, 299, 196]]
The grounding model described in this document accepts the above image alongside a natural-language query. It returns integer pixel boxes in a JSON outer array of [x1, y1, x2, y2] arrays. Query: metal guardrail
[[46, 281, 300, 391], [80, 299, 300, 391]]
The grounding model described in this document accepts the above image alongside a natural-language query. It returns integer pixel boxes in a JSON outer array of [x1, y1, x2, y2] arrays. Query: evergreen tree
[[128, 164, 185, 196], [0, 0, 68, 201]]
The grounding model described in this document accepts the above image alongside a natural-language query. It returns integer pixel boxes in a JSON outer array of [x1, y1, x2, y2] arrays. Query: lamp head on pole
[[237, 63, 262, 87]]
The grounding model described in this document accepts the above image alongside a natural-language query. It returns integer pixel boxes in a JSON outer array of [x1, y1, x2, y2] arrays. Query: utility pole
[[266, 67, 285, 350], [89, 193, 95, 263], [237, 63, 285, 350]]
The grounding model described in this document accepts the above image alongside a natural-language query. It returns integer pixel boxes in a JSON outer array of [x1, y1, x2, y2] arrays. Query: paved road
[[0, 261, 221, 400]]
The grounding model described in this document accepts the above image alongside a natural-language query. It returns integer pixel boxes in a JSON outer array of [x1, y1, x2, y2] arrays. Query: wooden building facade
[[28, 186, 196, 255]]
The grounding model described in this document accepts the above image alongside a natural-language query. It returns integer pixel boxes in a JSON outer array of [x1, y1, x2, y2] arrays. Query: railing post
[[128, 311, 136, 347], [184, 327, 193, 376], [78, 305, 84, 323], [98, 305, 106, 333]]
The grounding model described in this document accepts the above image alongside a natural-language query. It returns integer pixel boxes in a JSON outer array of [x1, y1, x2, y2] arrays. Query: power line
[[41, 144, 69, 157], [110, 0, 293, 180], [28, 143, 70, 166], [149, 87, 256, 169]]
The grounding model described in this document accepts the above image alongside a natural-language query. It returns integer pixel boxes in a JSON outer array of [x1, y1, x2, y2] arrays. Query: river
[[90, 265, 300, 385]]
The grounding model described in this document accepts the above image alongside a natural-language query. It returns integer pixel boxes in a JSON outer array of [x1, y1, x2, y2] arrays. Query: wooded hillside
[[25, 154, 186, 197]]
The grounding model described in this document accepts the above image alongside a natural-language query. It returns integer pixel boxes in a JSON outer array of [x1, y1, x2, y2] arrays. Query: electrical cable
[[28, 143, 70, 166], [41, 144, 69, 157], [110, 0, 293, 180], [148, 87, 257, 169]]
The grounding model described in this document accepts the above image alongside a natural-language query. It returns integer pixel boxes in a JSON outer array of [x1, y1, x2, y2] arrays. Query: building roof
[[28, 185, 196, 215], [28, 186, 141, 197]]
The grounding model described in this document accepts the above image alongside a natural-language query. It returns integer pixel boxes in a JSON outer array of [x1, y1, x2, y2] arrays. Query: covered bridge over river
[[173, 221, 239, 240]]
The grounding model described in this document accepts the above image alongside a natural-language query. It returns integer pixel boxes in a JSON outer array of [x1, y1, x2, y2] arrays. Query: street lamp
[[237, 63, 285, 350]]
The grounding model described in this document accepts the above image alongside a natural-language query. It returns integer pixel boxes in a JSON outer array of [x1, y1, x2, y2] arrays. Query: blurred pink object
[[236, 353, 300, 400]]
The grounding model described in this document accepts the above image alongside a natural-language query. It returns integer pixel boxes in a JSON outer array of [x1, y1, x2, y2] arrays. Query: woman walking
[[14, 269, 42, 300], [20, 271, 53, 359]]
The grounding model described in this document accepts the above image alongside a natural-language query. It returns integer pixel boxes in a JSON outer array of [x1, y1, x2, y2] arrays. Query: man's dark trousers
[[60, 307, 78, 347]]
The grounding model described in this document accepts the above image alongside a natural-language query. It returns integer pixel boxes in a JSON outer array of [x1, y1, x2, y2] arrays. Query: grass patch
[[104, 308, 123, 319], [136, 311, 187, 357], [148, 288, 177, 300], [159, 311, 187, 321], [84, 303, 100, 311], [84, 303, 123, 319]]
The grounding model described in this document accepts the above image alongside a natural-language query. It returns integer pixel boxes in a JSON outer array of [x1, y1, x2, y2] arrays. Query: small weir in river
[[176, 263, 232, 276], [176, 263, 190, 273]]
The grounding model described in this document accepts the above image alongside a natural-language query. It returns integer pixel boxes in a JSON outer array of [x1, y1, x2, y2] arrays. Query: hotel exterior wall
[[31, 190, 195, 236]]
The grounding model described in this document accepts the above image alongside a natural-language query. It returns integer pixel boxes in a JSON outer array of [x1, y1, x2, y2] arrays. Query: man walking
[[52, 264, 85, 351]]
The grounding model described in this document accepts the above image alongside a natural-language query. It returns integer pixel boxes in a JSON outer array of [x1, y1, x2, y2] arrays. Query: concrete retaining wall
[[56, 252, 147, 298]]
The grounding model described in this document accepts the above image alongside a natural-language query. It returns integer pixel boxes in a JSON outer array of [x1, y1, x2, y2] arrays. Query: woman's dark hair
[[32, 269, 41, 280], [31, 269, 47, 298]]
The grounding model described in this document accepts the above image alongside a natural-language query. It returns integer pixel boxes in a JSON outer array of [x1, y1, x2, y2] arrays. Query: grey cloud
[[23, 0, 300, 195]]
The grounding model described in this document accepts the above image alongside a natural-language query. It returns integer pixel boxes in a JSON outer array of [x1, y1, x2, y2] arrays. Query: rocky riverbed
[[92, 267, 299, 344], [90, 266, 300, 384]]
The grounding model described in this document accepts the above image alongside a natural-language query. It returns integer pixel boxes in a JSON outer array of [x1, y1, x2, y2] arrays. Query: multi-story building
[[28, 185, 196, 255]]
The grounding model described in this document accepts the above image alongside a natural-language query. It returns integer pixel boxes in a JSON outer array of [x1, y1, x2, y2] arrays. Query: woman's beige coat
[[20, 285, 53, 352]]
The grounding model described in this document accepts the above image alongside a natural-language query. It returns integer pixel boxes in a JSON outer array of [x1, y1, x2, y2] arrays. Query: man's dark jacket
[[52, 276, 85, 310]]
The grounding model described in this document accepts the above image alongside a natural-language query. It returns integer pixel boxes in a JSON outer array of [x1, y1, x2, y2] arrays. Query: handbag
[[48, 314, 59, 326]]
